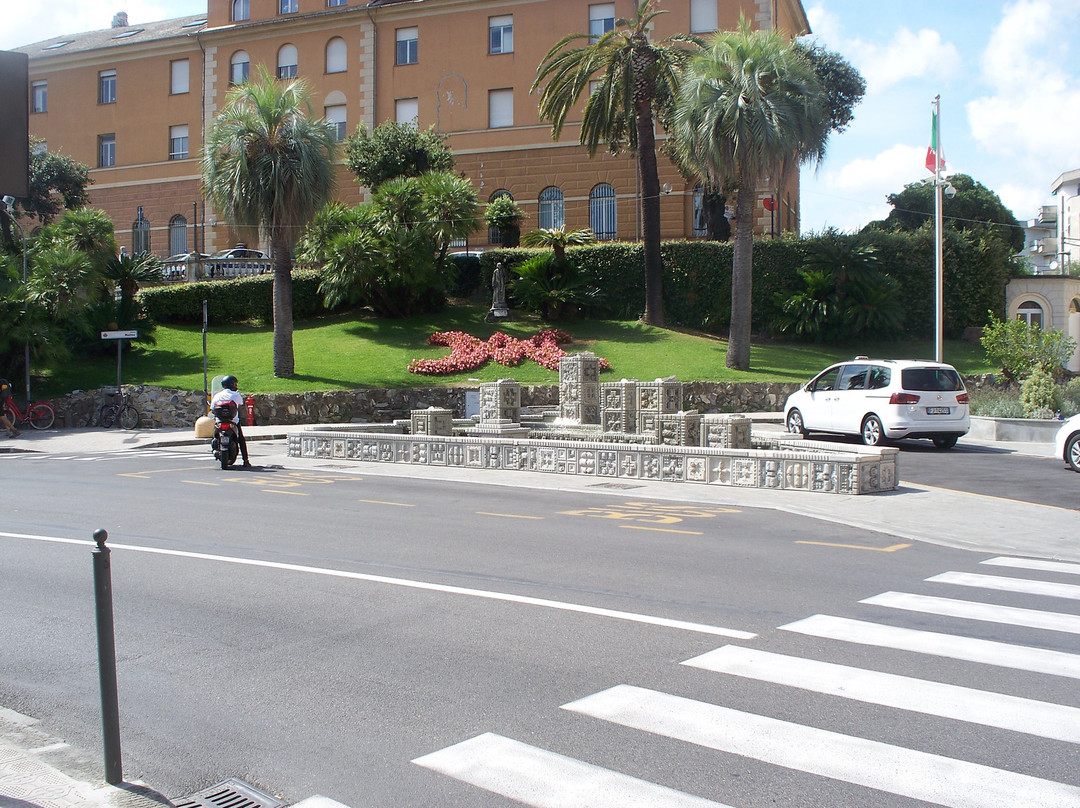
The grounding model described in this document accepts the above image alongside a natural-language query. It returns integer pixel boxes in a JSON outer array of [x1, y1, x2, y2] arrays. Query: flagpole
[[932, 95, 944, 363]]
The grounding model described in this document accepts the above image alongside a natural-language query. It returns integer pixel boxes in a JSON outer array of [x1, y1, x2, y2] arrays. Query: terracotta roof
[[15, 15, 208, 58]]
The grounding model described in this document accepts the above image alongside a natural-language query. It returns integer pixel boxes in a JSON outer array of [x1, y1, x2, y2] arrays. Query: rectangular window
[[170, 59, 190, 94], [396, 27, 418, 65], [489, 15, 513, 54], [99, 70, 116, 104], [689, 0, 718, 33], [325, 105, 346, 141], [169, 125, 189, 160], [31, 81, 47, 113], [489, 88, 513, 129], [232, 0, 249, 21], [278, 63, 298, 79], [395, 97, 419, 126], [328, 0, 347, 5], [279, 0, 297, 13], [99, 134, 116, 168], [589, 4, 615, 41]]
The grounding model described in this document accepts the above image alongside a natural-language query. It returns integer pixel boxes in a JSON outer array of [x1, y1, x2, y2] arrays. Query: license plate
[[926, 406, 951, 415]]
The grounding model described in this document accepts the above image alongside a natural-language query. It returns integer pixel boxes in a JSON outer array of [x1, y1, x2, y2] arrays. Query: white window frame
[[1017, 302, 1044, 329], [230, 51, 250, 85], [325, 104, 347, 141], [396, 27, 418, 65], [689, 0, 718, 33], [232, 0, 249, 22], [31, 81, 47, 113], [99, 134, 116, 168], [395, 97, 419, 126], [99, 70, 116, 104], [326, 37, 347, 73], [170, 59, 189, 95], [589, 183, 617, 240], [539, 186, 565, 230], [169, 125, 189, 160], [489, 15, 513, 54], [278, 44, 299, 79], [280, 0, 298, 13], [488, 88, 513, 129], [589, 3, 615, 41], [328, 0, 347, 5]]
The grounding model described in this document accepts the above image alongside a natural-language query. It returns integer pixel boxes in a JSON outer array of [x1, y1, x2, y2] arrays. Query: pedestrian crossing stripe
[[563, 685, 1080, 808], [982, 556, 1080, 576], [413, 733, 730, 808], [682, 645, 1080, 744], [780, 614, 1080, 679], [928, 570, 1080, 601], [862, 590, 1080, 634]]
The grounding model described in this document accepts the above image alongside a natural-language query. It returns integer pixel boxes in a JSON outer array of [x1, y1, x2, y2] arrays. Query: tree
[[416, 170, 479, 276], [19, 138, 93, 225], [981, 312, 1076, 384], [345, 121, 455, 190], [520, 226, 595, 264], [484, 196, 524, 247], [202, 66, 337, 377], [870, 173, 1023, 252], [532, 0, 702, 327], [673, 18, 828, 370], [795, 43, 866, 135]]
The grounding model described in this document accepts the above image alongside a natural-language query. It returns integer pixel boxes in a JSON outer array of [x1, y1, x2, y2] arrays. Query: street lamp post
[[1, 195, 30, 403], [930, 97, 945, 364]]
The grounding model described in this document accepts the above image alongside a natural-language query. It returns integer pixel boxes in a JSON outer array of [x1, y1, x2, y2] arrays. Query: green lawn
[[37, 304, 997, 396]]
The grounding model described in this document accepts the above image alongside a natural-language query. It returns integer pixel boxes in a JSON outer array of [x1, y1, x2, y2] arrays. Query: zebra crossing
[[412, 555, 1080, 807], [0, 448, 200, 462]]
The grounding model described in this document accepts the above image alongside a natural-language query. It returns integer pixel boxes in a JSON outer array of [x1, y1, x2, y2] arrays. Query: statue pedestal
[[486, 307, 510, 322]]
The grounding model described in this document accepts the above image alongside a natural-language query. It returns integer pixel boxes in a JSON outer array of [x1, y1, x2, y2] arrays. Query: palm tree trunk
[[271, 235, 295, 378], [726, 173, 755, 370], [635, 103, 664, 328]]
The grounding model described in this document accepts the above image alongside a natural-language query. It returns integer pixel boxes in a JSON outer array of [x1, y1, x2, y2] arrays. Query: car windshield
[[901, 367, 964, 392], [209, 250, 232, 258]]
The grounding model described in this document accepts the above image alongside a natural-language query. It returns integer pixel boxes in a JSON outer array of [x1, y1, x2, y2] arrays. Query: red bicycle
[[3, 398, 56, 430]]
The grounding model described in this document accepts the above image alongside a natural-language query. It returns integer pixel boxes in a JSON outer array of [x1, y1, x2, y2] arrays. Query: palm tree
[[101, 251, 163, 303], [532, 0, 702, 327], [417, 171, 479, 276], [520, 227, 595, 265], [674, 19, 827, 370], [202, 65, 337, 377]]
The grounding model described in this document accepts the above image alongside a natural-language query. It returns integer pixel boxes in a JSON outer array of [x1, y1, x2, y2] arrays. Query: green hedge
[[138, 269, 334, 325]]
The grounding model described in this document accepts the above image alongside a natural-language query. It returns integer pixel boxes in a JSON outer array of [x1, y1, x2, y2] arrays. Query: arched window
[[232, 0, 249, 22], [278, 44, 298, 79], [324, 91, 347, 140], [692, 184, 706, 237], [488, 190, 512, 244], [538, 186, 564, 231], [326, 37, 347, 73], [589, 183, 616, 240], [230, 51, 250, 85], [1017, 301, 1044, 329], [169, 215, 188, 257]]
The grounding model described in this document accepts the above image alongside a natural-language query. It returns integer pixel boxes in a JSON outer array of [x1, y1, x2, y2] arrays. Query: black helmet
[[222, 375, 238, 391]]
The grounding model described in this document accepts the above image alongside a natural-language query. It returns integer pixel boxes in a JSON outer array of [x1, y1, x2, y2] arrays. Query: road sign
[[100, 330, 138, 340]]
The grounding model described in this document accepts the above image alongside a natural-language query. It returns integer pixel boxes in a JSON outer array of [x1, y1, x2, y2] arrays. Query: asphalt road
[[2, 446, 1078, 807]]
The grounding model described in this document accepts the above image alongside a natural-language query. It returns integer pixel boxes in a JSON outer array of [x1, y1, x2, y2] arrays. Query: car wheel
[[932, 436, 958, 450], [1066, 434, 1080, 473], [786, 409, 808, 437], [861, 415, 885, 446]]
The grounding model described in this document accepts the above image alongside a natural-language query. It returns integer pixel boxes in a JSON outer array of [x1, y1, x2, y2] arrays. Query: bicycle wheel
[[97, 404, 118, 429], [118, 404, 140, 430], [28, 403, 55, 430]]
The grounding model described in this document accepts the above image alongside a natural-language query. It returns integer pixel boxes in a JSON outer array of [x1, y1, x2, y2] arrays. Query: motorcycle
[[211, 401, 240, 469]]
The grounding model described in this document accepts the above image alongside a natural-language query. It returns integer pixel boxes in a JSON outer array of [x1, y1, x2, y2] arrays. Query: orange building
[[16, 0, 809, 255]]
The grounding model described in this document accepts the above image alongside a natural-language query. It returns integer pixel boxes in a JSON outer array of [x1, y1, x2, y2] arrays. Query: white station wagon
[[784, 357, 971, 449]]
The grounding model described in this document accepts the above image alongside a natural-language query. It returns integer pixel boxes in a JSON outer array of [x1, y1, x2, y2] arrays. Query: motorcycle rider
[[210, 375, 251, 467]]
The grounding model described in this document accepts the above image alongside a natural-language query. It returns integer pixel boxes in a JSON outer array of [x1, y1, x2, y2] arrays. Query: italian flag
[[925, 104, 944, 174]]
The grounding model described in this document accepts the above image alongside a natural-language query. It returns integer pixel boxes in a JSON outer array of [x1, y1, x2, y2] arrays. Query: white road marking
[[982, 556, 1080, 576], [683, 645, 1080, 744], [412, 733, 729, 808], [862, 591, 1080, 634], [564, 685, 1080, 808], [0, 530, 754, 639], [780, 615, 1080, 679], [927, 571, 1080, 600]]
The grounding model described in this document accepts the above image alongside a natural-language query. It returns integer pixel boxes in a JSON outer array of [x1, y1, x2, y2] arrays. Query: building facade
[[16, 0, 810, 256]]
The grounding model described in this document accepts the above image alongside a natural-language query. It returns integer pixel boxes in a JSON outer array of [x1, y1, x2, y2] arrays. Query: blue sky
[[4, 0, 1079, 235]]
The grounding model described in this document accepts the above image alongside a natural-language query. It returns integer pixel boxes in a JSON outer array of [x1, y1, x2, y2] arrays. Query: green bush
[[969, 389, 1025, 418], [1020, 366, 1061, 417], [137, 269, 333, 325]]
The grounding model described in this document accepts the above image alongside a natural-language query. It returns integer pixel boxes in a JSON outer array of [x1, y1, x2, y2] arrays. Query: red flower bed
[[408, 329, 611, 375]]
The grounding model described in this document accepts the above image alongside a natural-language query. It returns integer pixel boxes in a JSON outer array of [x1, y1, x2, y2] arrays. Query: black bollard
[[92, 528, 123, 785]]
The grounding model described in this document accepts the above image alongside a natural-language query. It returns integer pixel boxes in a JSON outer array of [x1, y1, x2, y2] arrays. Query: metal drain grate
[[173, 778, 285, 808]]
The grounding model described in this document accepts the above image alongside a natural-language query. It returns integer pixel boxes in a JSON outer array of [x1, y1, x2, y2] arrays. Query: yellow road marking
[[621, 525, 704, 535], [796, 540, 912, 552], [182, 480, 219, 487], [119, 466, 206, 479], [359, 499, 416, 507], [264, 489, 308, 496], [906, 482, 1079, 513], [476, 511, 543, 520]]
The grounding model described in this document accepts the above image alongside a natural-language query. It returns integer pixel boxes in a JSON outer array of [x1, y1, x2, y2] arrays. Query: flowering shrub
[[408, 329, 611, 375]]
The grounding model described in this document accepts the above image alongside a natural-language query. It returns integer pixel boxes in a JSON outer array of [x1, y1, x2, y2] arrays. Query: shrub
[[1020, 365, 1061, 417], [969, 389, 1025, 418], [980, 313, 1077, 383]]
